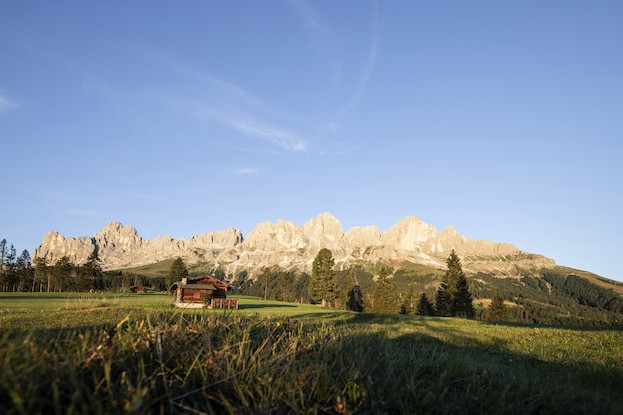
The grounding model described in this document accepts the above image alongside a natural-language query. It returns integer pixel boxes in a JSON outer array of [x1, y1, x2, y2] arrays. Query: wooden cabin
[[169, 275, 236, 309], [129, 285, 146, 294]]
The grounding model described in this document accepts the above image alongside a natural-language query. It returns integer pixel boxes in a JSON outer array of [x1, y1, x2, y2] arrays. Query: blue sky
[[1, 1, 622, 281]]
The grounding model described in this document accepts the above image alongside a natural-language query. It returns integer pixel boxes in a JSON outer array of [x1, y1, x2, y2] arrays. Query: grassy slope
[[120, 258, 178, 277], [396, 260, 444, 276], [553, 265, 623, 295], [1, 293, 622, 414]]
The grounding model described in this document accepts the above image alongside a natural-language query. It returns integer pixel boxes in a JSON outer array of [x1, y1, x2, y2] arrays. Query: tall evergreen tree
[[371, 275, 400, 313], [52, 256, 73, 292], [436, 250, 475, 318], [488, 295, 510, 321], [32, 257, 48, 292], [81, 250, 103, 291], [416, 293, 436, 316], [0, 239, 7, 265], [435, 281, 450, 316], [308, 248, 337, 308], [347, 285, 365, 312], [167, 257, 189, 288], [16, 250, 32, 292]]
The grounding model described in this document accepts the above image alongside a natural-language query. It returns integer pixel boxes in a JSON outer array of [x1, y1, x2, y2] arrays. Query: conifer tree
[[435, 281, 450, 316], [81, 250, 103, 291], [371, 275, 400, 313], [168, 257, 189, 288], [488, 295, 510, 321], [436, 250, 475, 318], [416, 293, 435, 316], [347, 284, 364, 312], [309, 248, 337, 308], [32, 257, 48, 292]]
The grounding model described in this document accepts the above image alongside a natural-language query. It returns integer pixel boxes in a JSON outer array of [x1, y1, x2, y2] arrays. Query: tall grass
[[1, 311, 622, 414]]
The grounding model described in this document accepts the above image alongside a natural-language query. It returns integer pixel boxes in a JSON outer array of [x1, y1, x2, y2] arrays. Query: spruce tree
[[309, 248, 337, 308], [416, 293, 435, 316], [347, 284, 364, 312], [168, 257, 189, 288], [488, 295, 510, 321], [437, 250, 475, 318], [435, 281, 450, 316], [371, 275, 400, 313], [81, 250, 103, 291]]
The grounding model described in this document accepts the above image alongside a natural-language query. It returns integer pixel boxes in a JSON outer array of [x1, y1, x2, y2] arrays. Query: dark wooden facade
[[170, 276, 233, 308]]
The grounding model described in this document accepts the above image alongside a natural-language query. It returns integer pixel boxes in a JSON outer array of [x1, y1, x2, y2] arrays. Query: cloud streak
[[192, 102, 308, 152], [333, 7, 383, 127], [233, 167, 261, 175], [0, 93, 18, 114]]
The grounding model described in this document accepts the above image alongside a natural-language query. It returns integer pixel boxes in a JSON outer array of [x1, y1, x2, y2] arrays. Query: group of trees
[[0, 237, 170, 293], [0, 239, 33, 292], [239, 248, 477, 319]]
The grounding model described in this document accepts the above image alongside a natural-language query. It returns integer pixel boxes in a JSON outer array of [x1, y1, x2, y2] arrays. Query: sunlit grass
[[1, 293, 621, 414]]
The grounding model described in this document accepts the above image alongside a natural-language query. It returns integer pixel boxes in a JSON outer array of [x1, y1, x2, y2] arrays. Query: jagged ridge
[[33, 213, 555, 275]]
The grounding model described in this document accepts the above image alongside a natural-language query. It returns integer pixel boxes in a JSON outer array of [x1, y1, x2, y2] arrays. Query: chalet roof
[[187, 275, 233, 288], [169, 275, 233, 292], [178, 284, 216, 290]]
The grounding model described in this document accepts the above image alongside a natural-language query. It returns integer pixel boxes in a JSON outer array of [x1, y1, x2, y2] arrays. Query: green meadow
[[1, 293, 622, 414]]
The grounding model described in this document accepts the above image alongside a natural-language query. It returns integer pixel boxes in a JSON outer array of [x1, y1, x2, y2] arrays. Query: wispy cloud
[[192, 102, 308, 152], [331, 8, 383, 129], [0, 93, 18, 114], [233, 167, 261, 176]]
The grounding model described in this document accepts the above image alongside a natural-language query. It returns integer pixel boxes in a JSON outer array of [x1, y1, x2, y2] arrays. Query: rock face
[[33, 213, 556, 275]]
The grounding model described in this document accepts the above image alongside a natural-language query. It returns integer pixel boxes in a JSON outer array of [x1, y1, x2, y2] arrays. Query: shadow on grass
[[318, 328, 623, 414], [2, 311, 622, 414], [238, 303, 297, 310], [480, 319, 623, 331]]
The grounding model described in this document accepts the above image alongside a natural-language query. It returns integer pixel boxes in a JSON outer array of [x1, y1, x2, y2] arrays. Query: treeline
[[0, 239, 33, 292], [0, 238, 167, 292], [469, 271, 623, 326], [230, 249, 622, 327], [234, 249, 476, 319]]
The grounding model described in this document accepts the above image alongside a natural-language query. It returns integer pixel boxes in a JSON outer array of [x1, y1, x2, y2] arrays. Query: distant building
[[169, 275, 237, 309], [129, 285, 146, 294]]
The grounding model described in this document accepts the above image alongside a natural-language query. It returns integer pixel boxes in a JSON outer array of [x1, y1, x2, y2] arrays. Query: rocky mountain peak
[[382, 216, 438, 251], [303, 212, 344, 248], [33, 213, 557, 275]]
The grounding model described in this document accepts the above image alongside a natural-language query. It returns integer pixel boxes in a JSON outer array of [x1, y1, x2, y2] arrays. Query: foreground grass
[[1, 294, 622, 414]]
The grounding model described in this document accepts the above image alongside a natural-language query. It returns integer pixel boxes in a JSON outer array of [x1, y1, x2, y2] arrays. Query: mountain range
[[34, 213, 556, 276]]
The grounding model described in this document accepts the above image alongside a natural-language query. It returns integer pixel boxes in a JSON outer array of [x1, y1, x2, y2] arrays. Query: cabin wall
[[181, 288, 215, 303]]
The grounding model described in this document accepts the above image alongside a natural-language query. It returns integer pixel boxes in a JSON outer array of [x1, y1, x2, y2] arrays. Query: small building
[[169, 275, 236, 309], [129, 285, 146, 294]]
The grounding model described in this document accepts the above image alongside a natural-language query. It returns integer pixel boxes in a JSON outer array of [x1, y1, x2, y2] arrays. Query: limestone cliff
[[33, 213, 555, 275]]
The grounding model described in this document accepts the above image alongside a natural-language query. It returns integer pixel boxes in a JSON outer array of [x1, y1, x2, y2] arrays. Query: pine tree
[[32, 257, 48, 292], [488, 295, 510, 321], [347, 285, 365, 312], [437, 250, 475, 318], [309, 248, 337, 308], [453, 272, 475, 318], [416, 293, 435, 316], [168, 257, 189, 288], [371, 275, 400, 313], [81, 250, 103, 291], [435, 281, 450, 316], [52, 256, 73, 292]]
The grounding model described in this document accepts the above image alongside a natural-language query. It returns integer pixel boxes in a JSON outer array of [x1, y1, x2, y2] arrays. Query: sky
[[1, 1, 622, 281]]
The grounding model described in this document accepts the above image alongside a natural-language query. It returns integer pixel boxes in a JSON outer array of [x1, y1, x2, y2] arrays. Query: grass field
[[1, 293, 622, 414]]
